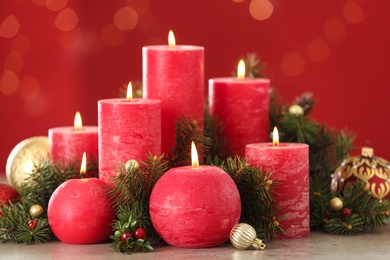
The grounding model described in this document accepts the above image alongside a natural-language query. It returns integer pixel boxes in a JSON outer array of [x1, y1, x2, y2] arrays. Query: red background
[[1, 0, 389, 175]]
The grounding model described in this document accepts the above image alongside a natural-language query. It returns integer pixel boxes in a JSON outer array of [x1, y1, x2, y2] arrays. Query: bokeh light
[[55, 8, 78, 31], [101, 22, 125, 47], [281, 52, 305, 76], [23, 94, 46, 118], [81, 31, 104, 55], [0, 15, 20, 38], [324, 17, 346, 42], [46, 0, 68, 12], [0, 70, 20, 96], [58, 27, 82, 49], [249, 0, 274, 21], [32, 0, 47, 6], [307, 38, 331, 63], [343, 1, 364, 24], [4, 52, 24, 73], [232, 0, 245, 3], [11, 34, 31, 56], [114, 7, 138, 31], [19, 76, 41, 100], [127, 0, 150, 16]]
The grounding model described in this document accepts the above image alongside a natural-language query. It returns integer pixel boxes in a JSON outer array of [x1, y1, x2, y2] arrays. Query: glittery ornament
[[331, 147, 390, 201], [288, 104, 304, 116], [329, 197, 343, 211], [6, 136, 50, 190], [229, 223, 266, 250], [29, 204, 44, 218]]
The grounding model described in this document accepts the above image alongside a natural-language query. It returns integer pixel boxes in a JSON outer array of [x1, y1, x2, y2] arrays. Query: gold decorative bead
[[230, 223, 266, 250]]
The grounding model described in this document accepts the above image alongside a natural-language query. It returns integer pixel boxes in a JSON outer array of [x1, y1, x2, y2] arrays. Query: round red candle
[[47, 178, 116, 244], [149, 165, 241, 248], [208, 77, 270, 157], [245, 142, 309, 239], [142, 38, 204, 154], [98, 98, 161, 183]]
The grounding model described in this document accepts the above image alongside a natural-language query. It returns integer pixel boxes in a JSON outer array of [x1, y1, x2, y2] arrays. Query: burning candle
[[245, 127, 309, 239], [149, 142, 241, 248], [47, 152, 116, 244], [49, 112, 98, 165], [208, 60, 270, 157], [98, 82, 161, 183], [142, 30, 204, 154]]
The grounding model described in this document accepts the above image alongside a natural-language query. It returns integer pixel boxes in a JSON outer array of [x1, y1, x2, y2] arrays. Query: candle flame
[[74, 111, 82, 130], [80, 152, 87, 176], [126, 82, 133, 99], [237, 59, 246, 80], [168, 30, 176, 47], [273, 126, 279, 146], [191, 141, 199, 167]]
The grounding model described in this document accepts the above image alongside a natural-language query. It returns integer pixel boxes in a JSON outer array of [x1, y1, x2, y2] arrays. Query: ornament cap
[[252, 238, 266, 250], [361, 147, 374, 158]]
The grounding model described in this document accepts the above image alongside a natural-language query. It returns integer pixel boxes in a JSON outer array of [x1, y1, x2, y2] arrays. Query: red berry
[[120, 231, 132, 241], [341, 208, 352, 217], [28, 220, 38, 230], [324, 210, 330, 218], [134, 228, 146, 239]]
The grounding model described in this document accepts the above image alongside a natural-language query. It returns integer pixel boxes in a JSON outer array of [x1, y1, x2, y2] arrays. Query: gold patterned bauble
[[6, 136, 50, 190], [229, 223, 266, 250], [288, 104, 304, 116], [30, 204, 44, 218], [331, 147, 390, 201], [329, 197, 343, 211]]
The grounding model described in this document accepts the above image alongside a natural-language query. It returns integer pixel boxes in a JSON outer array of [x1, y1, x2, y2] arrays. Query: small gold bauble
[[288, 104, 304, 116], [30, 204, 44, 218], [125, 159, 139, 171], [6, 136, 50, 191], [329, 197, 343, 211], [230, 223, 266, 250]]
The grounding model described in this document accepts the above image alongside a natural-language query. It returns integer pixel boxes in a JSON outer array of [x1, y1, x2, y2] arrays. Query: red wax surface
[[143, 45, 204, 154], [47, 178, 116, 244], [149, 165, 241, 248], [98, 98, 161, 183], [48, 126, 98, 164], [209, 78, 270, 157], [246, 143, 309, 239]]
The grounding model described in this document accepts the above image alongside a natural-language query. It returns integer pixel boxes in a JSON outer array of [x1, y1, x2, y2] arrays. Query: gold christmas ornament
[[331, 147, 390, 201], [230, 223, 266, 250], [288, 104, 304, 116], [30, 204, 44, 218], [6, 136, 50, 190], [329, 197, 344, 211], [125, 159, 139, 171]]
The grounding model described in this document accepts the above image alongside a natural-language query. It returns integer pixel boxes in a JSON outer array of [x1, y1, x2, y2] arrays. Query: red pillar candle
[[245, 127, 309, 239], [143, 31, 204, 154], [149, 142, 241, 248], [98, 86, 161, 183], [49, 112, 98, 165], [209, 60, 270, 157]]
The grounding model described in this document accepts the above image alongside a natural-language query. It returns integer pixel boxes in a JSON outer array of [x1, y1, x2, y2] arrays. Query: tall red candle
[[142, 31, 204, 154], [245, 129, 309, 239], [98, 97, 161, 183], [49, 112, 98, 165], [209, 60, 270, 157]]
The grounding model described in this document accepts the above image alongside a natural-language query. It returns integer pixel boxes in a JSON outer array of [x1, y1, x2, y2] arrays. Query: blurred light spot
[[249, 0, 273, 21], [24, 94, 46, 118], [32, 0, 46, 6], [324, 17, 346, 42], [0, 15, 20, 38], [281, 52, 305, 76], [127, 0, 150, 16], [11, 34, 31, 56], [343, 1, 364, 24], [58, 27, 82, 49], [232, 0, 245, 3], [0, 70, 20, 96], [55, 8, 78, 31], [19, 76, 41, 100], [114, 7, 138, 31], [46, 0, 68, 11], [81, 31, 104, 55], [4, 52, 24, 73], [101, 23, 125, 47], [307, 38, 331, 63]]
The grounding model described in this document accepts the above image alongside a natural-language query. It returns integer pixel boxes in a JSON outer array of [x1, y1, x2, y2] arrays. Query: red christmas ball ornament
[[331, 147, 390, 201], [0, 183, 20, 207], [341, 208, 352, 217], [28, 220, 38, 230], [149, 165, 241, 248], [48, 178, 116, 244], [120, 231, 132, 242], [134, 228, 146, 240]]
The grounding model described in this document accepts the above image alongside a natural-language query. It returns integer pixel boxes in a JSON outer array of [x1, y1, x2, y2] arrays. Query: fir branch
[[15, 219, 51, 244], [324, 216, 364, 235], [233, 52, 266, 78], [293, 92, 316, 116]]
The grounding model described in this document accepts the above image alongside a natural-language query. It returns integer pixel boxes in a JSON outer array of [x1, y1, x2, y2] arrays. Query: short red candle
[[245, 142, 309, 239], [149, 165, 241, 248], [208, 77, 270, 157], [47, 178, 116, 244], [48, 126, 98, 165], [142, 35, 204, 154], [98, 98, 161, 183]]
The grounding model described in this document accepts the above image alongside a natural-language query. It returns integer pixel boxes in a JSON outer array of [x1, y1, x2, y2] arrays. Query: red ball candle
[[47, 178, 116, 244], [98, 87, 161, 183], [209, 60, 270, 157], [49, 112, 98, 165], [245, 127, 309, 239], [143, 31, 204, 154], [149, 142, 241, 248]]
